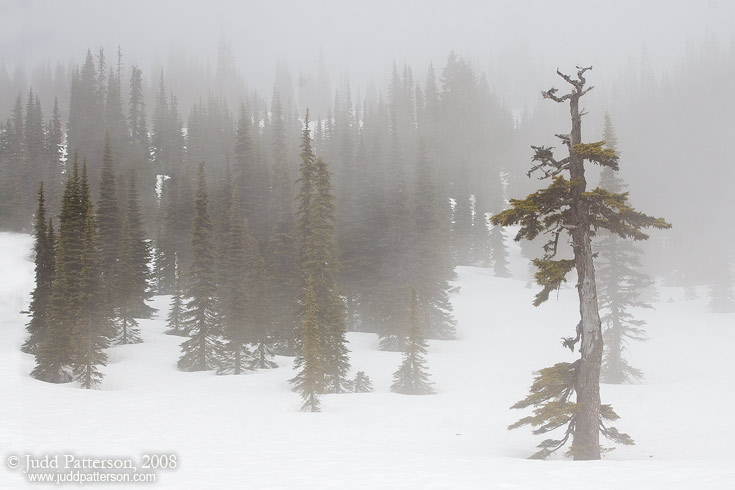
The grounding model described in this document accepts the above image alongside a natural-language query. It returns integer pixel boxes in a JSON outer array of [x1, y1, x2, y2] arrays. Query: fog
[[3, 1, 735, 482], [3, 0, 733, 104]]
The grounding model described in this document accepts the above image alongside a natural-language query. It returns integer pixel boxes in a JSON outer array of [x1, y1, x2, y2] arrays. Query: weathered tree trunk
[[567, 88, 603, 461]]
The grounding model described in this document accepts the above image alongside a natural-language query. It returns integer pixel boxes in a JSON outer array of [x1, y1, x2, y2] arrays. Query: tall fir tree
[[391, 288, 434, 395], [312, 155, 351, 392], [595, 114, 653, 383], [114, 213, 142, 344], [218, 191, 255, 375], [124, 171, 155, 318], [72, 201, 112, 388], [178, 164, 223, 371], [291, 113, 351, 406], [165, 255, 186, 336], [96, 133, 120, 302], [491, 67, 669, 460], [32, 156, 86, 383], [22, 183, 55, 354], [292, 276, 323, 412], [129, 66, 148, 149], [408, 143, 457, 340]]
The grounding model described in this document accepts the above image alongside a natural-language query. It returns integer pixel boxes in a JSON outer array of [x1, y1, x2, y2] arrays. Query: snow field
[[1, 231, 734, 489]]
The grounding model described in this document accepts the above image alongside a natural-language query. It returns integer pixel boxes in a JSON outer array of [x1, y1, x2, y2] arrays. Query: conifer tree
[[595, 114, 653, 383], [165, 255, 186, 336], [218, 192, 255, 375], [352, 371, 374, 393], [291, 113, 351, 404], [124, 172, 155, 318], [408, 144, 456, 340], [178, 164, 223, 371], [114, 213, 142, 344], [391, 288, 434, 395], [32, 156, 86, 383], [312, 155, 351, 392], [292, 276, 323, 412], [491, 67, 670, 460], [22, 183, 55, 354], [96, 134, 120, 301], [1, 95, 29, 229], [45, 97, 63, 206], [72, 201, 111, 388], [244, 224, 276, 370], [266, 93, 298, 354], [489, 225, 511, 277], [129, 66, 148, 149]]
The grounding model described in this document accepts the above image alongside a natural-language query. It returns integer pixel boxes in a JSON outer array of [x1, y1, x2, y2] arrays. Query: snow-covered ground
[[1, 230, 734, 489]]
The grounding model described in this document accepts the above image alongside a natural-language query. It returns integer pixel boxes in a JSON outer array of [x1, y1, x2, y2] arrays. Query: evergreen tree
[[491, 67, 669, 460], [218, 192, 255, 375], [266, 92, 298, 355], [165, 255, 186, 336], [391, 288, 434, 395], [32, 157, 86, 383], [0, 95, 29, 229], [244, 221, 276, 370], [178, 164, 223, 371], [96, 133, 120, 301], [291, 276, 323, 412], [129, 66, 148, 149], [352, 371, 374, 393], [312, 155, 351, 392], [124, 172, 155, 318], [22, 183, 55, 354], [44, 97, 63, 207], [291, 113, 351, 405], [596, 114, 653, 383], [408, 144, 457, 340], [67, 51, 104, 194], [72, 201, 111, 388], [114, 213, 142, 344], [489, 224, 511, 277]]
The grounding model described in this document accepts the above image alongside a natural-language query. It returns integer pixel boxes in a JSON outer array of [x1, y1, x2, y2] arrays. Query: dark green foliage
[[22, 183, 55, 354], [114, 214, 142, 344], [178, 164, 223, 371], [72, 202, 112, 389], [391, 288, 434, 395], [96, 133, 120, 301], [32, 157, 86, 383], [32, 159, 112, 387]]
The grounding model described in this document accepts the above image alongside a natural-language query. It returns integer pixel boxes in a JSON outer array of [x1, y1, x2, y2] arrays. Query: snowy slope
[[1, 231, 734, 489]]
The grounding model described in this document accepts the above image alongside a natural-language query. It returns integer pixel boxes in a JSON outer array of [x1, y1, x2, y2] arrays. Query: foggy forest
[[1, 0, 734, 488]]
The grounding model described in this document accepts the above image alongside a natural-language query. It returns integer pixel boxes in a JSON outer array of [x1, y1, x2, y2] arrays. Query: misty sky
[[2, 0, 733, 106]]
